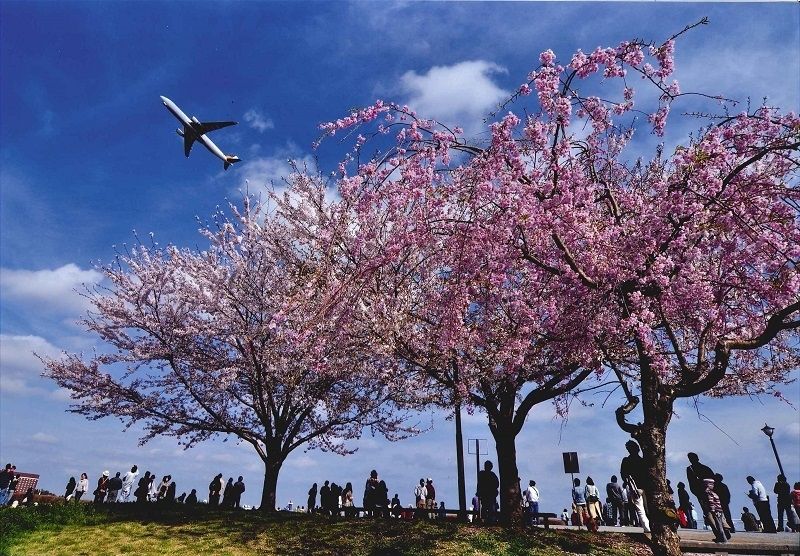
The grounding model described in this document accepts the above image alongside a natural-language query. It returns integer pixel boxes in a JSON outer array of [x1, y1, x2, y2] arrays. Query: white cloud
[[32, 432, 57, 444], [0, 264, 103, 316], [243, 109, 274, 133], [0, 334, 64, 398], [398, 60, 510, 136]]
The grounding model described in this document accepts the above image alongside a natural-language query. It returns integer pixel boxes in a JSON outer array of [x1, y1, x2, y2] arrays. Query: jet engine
[[176, 127, 184, 137]]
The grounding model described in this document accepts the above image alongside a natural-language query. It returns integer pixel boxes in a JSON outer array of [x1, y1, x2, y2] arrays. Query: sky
[[1, 1, 799, 520]]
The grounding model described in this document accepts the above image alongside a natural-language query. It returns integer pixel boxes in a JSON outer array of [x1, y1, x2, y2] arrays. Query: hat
[[427, 478, 433, 483], [102, 470, 109, 477]]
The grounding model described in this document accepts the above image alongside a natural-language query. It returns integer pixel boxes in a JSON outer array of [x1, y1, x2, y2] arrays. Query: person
[[523, 480, 540, 526], [364, 470, 380, 516], [621, 441, 648, 515], [477, 461, 499, 524], [65, 477, 77, 501], [120, 465, 139, 502], [148, 473, 159, 502], [185, 489, 198, 505], [561, 508, 570, 524], [741, 507, 759, 532], [176, 492, 186, 503], [793, 482, 800, 529], [471, 493, 481, 523], [414, 478, 427, 513], [572, 477, 587, 528], [391, 493, 401, 518], [209, 473, 223, 507], [676, 482, 696, 528], [686, 453, 714, 515], [585, 476, 602, 526], [222, 477, 235, 507], [157, 475, 171, 501], [747, 475, 776, 532], [307, 482, 317, 513], [703, 478, 727, 543], [342, 482, 354, 517], [624, 476, 650, 533], [0, 464, 13, 506], [317, 480, 329, 515], [711, 473, 734, 534], [426, 478, 436, 518], [332, 482, 344, 516], [773, 474, 791, 532], [135, 471, 151, 503], [94, 471, 110, 504], [233, 476, 245, 509], [75, 473, 89, 502], [107, 472, 123, 503], [606, 475, 624, 526], [437, 501, 446, 520], [165, 480, 176, 502]]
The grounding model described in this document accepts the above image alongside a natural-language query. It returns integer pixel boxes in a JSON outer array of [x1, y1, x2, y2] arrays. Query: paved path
[[549, 525, 799, 554]]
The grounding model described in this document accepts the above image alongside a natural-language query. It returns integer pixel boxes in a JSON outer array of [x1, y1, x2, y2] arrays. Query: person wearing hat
[[94, 471, 110, 504]]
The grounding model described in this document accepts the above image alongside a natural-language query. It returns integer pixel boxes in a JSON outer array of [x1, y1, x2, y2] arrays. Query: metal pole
[[769, 436, 786, 477], [476, 439, 481, 482], [455, 402, 467, 521]]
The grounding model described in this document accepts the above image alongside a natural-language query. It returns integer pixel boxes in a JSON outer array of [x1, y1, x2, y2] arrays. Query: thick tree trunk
[[493, 430, 523, 526], [259, 458, 283, 511]]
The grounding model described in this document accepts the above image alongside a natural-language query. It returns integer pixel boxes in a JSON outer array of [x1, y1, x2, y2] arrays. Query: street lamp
[[761, 423, 785, 477]]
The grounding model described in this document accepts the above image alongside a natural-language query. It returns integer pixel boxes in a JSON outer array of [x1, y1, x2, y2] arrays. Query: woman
[[584, 476, 602, 526], [624, 476, 650, 533], [157, 475, 171, 501], [307, 483, 317, 513], [64, 477, 76, 500], [222, 477, 234, 507], [571, 477, 587, 527], [364, 470, 380, 516], [342, 482, 354, 517], [209, 473, 223, 507], [75, 473, 89, 502]]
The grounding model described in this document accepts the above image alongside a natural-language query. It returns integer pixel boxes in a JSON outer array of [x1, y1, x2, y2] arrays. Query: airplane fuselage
[[160, 96, 240, 169]]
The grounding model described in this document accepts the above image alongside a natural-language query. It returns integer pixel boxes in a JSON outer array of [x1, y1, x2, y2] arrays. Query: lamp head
[[761, 424, 775, 438]]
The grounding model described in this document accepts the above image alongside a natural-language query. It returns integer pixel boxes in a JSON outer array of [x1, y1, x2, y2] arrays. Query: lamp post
[[761, 423, 785, 477]]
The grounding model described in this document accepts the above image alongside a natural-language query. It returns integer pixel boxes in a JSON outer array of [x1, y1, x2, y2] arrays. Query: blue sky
[[1, 1, 798, 517]]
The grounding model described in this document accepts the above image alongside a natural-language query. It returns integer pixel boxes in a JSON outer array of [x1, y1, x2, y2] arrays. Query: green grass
[[1, 504, 653, 556]]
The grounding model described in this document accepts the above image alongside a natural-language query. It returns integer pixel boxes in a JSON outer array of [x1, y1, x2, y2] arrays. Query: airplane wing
[[184, 132, 196, 157], [197, 121, 237, 135]]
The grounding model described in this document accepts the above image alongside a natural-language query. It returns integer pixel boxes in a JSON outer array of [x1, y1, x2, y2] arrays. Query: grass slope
[[1, 504, 654, 556]]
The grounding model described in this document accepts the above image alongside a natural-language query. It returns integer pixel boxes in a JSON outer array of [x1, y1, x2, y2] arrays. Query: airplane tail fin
[[224, 155, 241, 171]]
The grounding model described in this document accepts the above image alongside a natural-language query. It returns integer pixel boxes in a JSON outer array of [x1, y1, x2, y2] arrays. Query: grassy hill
[[1, 504, 654, 556]]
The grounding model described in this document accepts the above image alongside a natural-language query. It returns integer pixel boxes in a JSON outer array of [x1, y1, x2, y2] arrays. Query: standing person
[[477, 461, 499, 524], [208, 473, 223, 507], [185, 489, 198, 505], [773, 474, 792, 532], [64, 477, 76, 501], [391, 493, 401, 518], [747, 475, 777, 533], [135, 471, 151, 503], [425, 479, 436, 517], [157, 475, 171, 501], [319, 480, 331, 515], [793, 482, 800, 525], [624, 476, 650, 533], [377, 480, 390, 518], [342, 482, 354, 517], [148, 473, 159, 502], [120, 465, 139, 502], [703, 478, 728, 543], [307, 483, 317, 513], [606, 476, 624, 526], [414, 478, 427, 514], [94, 471, 110, 504], [676, 482, 696, 528], [686, 453, 715, 515], [471, 493, 481, 523], [523, 480, 540, 526], [572, 477, 587, 528], [222, 477, 234, 508], [165, 480, 176, 502], [585, 477, 602, 526], [620, 441, 648, 515], [713, 474, 735, 533], [233, 476, 245, 509], [0, 464, 13, 506], [107, 472, 123, 503], [363, 470, 380, 516], [75, 473, 89, 502]]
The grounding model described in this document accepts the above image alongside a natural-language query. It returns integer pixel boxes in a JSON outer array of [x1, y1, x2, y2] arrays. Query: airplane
[[160, 96, 242, 170]]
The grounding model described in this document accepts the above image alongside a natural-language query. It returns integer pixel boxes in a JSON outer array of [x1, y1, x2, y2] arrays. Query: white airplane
[[160, 96, 242, 170]]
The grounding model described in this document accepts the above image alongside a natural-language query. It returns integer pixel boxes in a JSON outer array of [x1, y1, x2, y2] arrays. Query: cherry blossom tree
[[315, 19, 799, 551], [43, 191, 414, 511]]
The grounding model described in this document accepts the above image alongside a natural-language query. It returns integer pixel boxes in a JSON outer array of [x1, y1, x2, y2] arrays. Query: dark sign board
[[562, 452, 579, 474]]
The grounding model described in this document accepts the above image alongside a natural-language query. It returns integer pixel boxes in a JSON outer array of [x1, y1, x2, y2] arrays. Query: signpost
[[562, 451, 579, 513]]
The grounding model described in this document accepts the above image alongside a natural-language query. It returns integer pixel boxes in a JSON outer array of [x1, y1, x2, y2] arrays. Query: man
[[606, 475, 625, 526], [741, 507, 759, 532], [120, 465, 139, 502], [773, 474, 792, 532], [477, 460, 499, 524], [713, 473, 735, 533], [523, 480, 540, 526], [414, 478, 427, 512], [621, 441, 648, 515], [426, 478, 436, 517], [233, 476, 245, 509], [94, 471, 110, 504], [686, 453, 715, 514], [106, 472, 123, 503], [747, 476, 777, 533], [0, 464, 13, 506], [319, 480, 331, 515]]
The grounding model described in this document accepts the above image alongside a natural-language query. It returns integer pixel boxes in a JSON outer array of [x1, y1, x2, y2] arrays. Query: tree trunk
[[493, 430, 523, 526], [259, 458, 283, 511]]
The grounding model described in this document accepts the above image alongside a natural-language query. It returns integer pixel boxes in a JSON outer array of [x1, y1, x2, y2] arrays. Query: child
[[704, 478, 727, 543]]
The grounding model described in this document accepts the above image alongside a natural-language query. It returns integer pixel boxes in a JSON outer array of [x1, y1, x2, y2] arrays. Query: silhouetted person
[[107, 472, 123, 503], [714, 473, 734, 533], [320, 480, 331, 515], [391, 493, 401, 517], [747, 475, 776, 532], [176, 492, 186, 503], [208, 473, 223, 507], [165, 480, 176, 502], [477, 461, 499, 524], [774, 474, 791, 532], [233, 476, 245, 509], [620, 440, 648, 514], [741, 507, 759, 532], [185, 489, 198, 505], [677, 482, 696, 528], [686, 453, 714, 514], [23, 487, 35, 507], [331, 482, 343, 516], [606, 476, 624, 526], [222, 477, 234, 508], [307, 483, 317, 512], [363, 470, 380, 516], [65, 477, 76, 500], [135, 472, 151, 503]]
